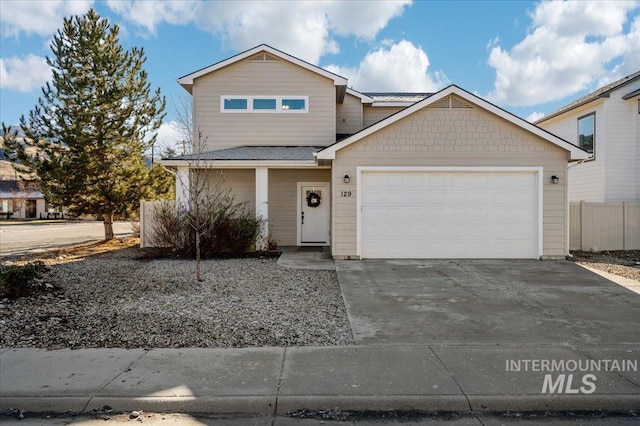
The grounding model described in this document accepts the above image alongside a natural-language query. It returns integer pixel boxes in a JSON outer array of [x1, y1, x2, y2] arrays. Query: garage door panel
[[360, 171, 539, 259]]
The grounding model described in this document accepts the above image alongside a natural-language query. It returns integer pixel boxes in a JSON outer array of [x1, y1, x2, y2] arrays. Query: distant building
[[0, 180, 62, 219]]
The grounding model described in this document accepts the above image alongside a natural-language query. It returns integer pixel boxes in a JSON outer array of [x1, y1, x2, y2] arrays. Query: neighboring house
[[536, 71, 640, 202], [0, 180, 47, 219], [160, 44, 588, 259]]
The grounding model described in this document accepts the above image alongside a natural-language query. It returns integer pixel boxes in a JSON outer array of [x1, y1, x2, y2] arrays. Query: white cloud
[[106, 0, 411, 64], [105, 0, 197, 35], [326, 40, 448, 92], [487, 1, 639, 107], [153, 121, 185, 152], [0, 0, 93, 37], [0, 55, 51, 92], [526, 111, 545, 123]]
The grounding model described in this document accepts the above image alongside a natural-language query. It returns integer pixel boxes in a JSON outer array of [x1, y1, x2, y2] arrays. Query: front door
[[25, 200, 37, 218], [299, 183, 330, 245]]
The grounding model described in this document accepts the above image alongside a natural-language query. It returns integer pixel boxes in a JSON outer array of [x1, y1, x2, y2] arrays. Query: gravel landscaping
[[0, 240, 354, 349], [571, 250, 640, 281]]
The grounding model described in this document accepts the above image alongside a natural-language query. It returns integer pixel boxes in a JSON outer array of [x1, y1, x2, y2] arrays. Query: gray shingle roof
[[537, 70, 640, 123], [164, 145, 322, 161], [363, 92, 433, 103]]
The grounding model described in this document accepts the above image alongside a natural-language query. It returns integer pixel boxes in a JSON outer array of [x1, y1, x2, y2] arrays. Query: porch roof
[[163, 145, 323, 162]]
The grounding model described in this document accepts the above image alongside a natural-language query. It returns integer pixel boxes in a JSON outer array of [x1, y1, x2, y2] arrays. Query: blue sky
[[1, 0, 639, 148]]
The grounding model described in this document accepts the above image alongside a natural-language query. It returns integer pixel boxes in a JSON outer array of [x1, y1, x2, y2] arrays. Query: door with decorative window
[[298, 183, 330, 245]]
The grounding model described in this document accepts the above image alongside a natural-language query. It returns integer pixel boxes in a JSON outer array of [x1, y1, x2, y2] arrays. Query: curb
[[3, 394, 639, 415]]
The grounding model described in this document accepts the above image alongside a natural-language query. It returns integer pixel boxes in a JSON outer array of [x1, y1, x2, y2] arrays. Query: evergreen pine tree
[[2, 9, 166, 239]]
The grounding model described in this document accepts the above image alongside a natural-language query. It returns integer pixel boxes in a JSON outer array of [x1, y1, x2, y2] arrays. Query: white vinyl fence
[[570, 202, 640, 251], [139, 200, 173, 248]]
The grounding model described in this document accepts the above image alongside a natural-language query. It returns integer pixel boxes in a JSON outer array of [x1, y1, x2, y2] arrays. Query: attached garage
[[359, 168, 541, 259], [317, 86, 590, 260]]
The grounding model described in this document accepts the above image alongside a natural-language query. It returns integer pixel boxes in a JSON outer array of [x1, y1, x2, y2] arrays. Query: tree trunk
[[104, 212, 114, 240], [196, 231, 202, 282]]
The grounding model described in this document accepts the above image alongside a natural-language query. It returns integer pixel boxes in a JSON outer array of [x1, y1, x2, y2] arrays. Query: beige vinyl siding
[[193, 58, 336, 151], [336, 93, 363, 135], [332, 107, 569, 258], [268, 169, 331, 245], [636, 98, 640, 201], [603, 82, 640, 202], [363, 106, 405, 128], [539, 102, 606, 202], [204, 169, 256, 213]]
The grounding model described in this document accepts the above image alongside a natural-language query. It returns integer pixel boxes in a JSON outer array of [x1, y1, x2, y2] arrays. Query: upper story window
[[577, 113, 595, 155], [221, 96, 308, 113], [223, 98, 248, 110], [253, 98, 277, 110]]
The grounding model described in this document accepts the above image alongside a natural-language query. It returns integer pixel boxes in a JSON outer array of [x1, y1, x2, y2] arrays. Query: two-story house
[[536, 71, 640, 202], [161, 44, 588, 259]]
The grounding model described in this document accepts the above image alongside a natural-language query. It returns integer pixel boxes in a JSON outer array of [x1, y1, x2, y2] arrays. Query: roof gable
[[316, 85, 590, 161], [177, 44, 348, 94]]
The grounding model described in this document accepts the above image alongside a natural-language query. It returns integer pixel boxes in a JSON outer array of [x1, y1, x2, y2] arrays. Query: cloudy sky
[[1, 0, 639, 147]]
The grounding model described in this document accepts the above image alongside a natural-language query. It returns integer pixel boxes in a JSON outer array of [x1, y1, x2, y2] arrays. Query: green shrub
[[0, 261, 47, 298]]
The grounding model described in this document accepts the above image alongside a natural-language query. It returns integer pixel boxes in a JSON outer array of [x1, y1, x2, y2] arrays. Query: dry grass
[[3, 238, 140, 266]]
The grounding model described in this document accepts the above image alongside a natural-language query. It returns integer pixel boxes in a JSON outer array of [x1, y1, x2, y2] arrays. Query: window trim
[[221, 95, 308, 113], [577, 112, 596, 160]]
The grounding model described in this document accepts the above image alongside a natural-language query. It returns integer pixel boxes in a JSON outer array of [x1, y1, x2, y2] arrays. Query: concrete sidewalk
[[1, 345, 639, 416]]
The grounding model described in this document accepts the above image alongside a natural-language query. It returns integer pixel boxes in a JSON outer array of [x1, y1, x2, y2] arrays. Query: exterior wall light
[[343, 174, 350, 184], [551, 175, 560, 184]]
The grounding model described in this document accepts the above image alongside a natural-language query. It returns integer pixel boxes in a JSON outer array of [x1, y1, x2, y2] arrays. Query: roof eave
[[346, 88, 374, 104], [159, 159, 322, 168], [622, 88, 640, 100], [535, 95, 607, 124]]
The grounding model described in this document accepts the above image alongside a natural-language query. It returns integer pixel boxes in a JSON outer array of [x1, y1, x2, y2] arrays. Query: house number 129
[[340, 191, 352, 197]]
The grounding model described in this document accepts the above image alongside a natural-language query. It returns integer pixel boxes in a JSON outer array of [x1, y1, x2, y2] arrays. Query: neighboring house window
[[577, 113, 595, 155], [1, 200, 7, 212], [221, 96, 308, 113]]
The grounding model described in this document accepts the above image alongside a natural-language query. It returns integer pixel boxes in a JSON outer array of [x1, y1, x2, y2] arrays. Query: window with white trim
[[221, 96, 308, 113]]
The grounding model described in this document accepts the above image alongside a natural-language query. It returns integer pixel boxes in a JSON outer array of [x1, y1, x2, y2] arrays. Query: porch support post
[[255, 166, 269, 251], [176, 166, 190, 209]]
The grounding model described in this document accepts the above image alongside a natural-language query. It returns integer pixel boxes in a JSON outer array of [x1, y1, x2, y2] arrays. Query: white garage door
[[360, 170, 539, 259]]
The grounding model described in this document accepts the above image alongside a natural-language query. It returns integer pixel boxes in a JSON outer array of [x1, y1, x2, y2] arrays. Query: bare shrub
[[150, 173, 261, 258], [128, 219, 140, 238]]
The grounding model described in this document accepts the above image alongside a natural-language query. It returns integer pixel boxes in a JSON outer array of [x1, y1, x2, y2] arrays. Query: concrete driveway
[[336, 259, 640, 345]]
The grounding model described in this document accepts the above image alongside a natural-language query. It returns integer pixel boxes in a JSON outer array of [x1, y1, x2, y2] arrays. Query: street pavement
[[0, 221, 132, 255]]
